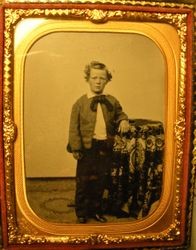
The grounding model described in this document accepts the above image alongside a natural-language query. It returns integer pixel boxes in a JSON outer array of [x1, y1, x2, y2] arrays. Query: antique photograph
[[23, 31, 165, 224], [0, 1, 195, 249]]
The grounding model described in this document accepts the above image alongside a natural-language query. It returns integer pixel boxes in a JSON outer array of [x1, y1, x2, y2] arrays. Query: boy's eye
[[91, 76, 106, 81]]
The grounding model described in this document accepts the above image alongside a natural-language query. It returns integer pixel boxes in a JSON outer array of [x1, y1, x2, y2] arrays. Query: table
[[103, 119, 164, 219]]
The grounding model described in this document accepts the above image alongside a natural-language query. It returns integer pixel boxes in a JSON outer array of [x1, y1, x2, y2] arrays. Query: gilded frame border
[[0, 1, 195, 249]]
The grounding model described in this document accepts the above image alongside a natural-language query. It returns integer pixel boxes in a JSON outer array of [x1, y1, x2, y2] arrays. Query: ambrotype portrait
[[0, 2, 194, 249], [24, 32, 165, 224]]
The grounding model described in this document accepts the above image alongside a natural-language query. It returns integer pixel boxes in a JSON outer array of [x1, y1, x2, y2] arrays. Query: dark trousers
[[75, 139, 112, 218]]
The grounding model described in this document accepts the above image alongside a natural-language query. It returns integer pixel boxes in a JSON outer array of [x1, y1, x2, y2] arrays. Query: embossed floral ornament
[[86, 9, 108, 22]]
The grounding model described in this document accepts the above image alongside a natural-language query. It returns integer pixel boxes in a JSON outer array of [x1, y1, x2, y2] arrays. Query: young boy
[[67, 61, 130, 223]]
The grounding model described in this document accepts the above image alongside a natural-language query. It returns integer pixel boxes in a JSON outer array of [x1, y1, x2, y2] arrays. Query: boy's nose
[[95, 78, 101, 84]]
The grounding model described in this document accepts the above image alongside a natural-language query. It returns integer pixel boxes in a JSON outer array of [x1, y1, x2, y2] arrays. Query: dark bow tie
[[90, 95, 113, 112]]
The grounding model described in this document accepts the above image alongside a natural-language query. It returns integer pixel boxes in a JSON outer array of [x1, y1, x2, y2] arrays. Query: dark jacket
[[68, 94, 128, 152]]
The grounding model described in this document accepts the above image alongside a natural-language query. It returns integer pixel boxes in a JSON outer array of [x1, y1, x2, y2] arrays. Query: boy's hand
[[72, 151, 83, 160], [118, 120, 130, 134]]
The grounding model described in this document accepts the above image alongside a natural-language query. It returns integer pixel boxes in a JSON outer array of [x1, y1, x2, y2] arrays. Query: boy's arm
[[114, 99, 130, 133], [68, 102, 82, 153]]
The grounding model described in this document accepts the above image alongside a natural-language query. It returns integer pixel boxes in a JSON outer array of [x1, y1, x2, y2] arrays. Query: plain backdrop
[[24, 32, 165, 177]]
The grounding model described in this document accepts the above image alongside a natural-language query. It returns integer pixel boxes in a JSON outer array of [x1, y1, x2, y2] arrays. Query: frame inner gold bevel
[[13, 19, 180, 238]]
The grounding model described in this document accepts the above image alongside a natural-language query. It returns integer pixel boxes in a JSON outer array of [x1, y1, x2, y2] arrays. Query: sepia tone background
[[24, 32, 165, 177]]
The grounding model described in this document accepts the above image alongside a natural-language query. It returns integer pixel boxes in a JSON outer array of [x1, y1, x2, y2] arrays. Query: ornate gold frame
[[0, 0, 195, 249]]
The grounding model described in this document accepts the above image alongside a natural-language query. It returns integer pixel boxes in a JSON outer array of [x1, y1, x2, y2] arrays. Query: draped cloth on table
[[103, 119, 164, 219]]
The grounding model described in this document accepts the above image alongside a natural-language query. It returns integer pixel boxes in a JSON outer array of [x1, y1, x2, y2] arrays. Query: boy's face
[[88, 68, 108, 94]]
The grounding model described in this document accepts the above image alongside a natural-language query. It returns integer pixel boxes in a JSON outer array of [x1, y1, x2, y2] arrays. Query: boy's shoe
[[78, 217, 87, 223], [93, 214, 107, 223]]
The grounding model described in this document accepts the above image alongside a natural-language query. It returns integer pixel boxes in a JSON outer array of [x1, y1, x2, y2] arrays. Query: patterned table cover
[[103, 119, 164, 219]]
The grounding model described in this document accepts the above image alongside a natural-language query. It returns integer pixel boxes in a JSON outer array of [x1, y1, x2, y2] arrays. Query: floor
[[0, 179, 195, 249], [25, 178, 137, 223]]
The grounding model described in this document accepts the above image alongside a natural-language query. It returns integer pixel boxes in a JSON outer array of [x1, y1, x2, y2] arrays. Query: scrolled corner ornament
[[166, 222, 181, 241]]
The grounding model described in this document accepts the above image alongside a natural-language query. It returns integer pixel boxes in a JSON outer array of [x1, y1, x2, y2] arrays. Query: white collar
[[87, 90, 107, 99]]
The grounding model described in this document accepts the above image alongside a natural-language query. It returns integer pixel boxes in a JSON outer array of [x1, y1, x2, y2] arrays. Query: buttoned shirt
[[87, 91, 107, 140]]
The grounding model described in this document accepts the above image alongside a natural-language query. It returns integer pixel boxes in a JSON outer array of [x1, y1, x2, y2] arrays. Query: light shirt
[[87, 91, 107, 140]]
